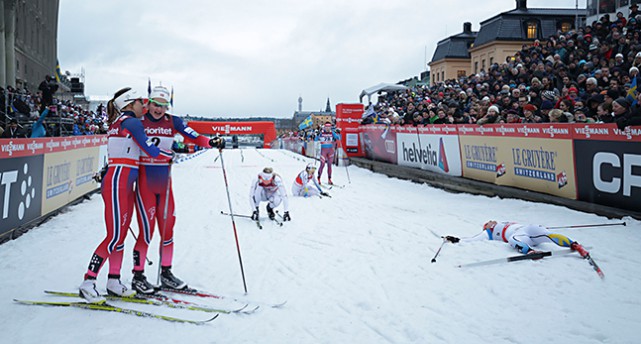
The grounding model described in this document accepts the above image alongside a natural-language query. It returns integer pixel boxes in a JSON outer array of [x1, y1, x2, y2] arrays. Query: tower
[[298, 95, 303, 112], [325, 98, 331, 112]]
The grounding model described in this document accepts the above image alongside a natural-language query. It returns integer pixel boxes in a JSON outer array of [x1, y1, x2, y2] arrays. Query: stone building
[[1, 0, 59, 90]]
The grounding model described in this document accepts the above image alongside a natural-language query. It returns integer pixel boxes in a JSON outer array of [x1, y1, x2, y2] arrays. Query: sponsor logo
[[574, 126, 610, 138], [516, 127, 541, 136], [593, 152, 641, 197], [463, 144, 498, 172], [541, 126, 569, 137], [401, 138, 449, 172], [46, 162, 72, 198], [1, 141, 26, 157], [1, 163, 37, 220], [613, 126, 641, 140], [511, 147, 558, 182], [145, 127, 173, 136], [211, 125, 253, 133]]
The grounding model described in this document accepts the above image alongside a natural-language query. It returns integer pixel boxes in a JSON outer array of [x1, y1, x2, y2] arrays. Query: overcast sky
[[58, 0, 587, 118]]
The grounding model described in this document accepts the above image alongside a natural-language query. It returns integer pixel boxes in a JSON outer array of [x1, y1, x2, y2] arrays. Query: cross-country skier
[[80, 87, 173, 303], [130, 86, 225, 295], [444, 221, 589, 257], [292, 163, 330, 198], [250, 167, 291, 222], [315, 122, 340, 185]]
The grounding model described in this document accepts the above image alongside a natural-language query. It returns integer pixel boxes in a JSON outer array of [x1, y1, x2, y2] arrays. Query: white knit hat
[[488, 105, 500, 114]]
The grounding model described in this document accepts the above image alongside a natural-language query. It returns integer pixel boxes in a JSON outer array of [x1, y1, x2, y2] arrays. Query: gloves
[[283, 211, 291, 221], [209, 137, 225, 149], [445, 236, 460, 243], [251, 208, 259, 221]]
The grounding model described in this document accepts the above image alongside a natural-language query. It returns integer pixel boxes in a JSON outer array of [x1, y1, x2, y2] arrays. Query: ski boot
[[107, 274, 136, 297], [132, 271, 158, 295], [79, 278, 106, 304], [570, 242, 589, 258], [328, 177, 333, 185], [267, 204, 275, 220], [160, 266, 187, 290]]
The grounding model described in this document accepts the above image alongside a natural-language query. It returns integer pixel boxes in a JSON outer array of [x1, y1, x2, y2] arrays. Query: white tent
[[359, 82, 408, 103]]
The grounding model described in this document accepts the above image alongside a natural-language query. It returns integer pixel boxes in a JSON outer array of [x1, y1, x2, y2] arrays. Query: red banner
[[336, 103, 364, 157], [0, 136, 107, 159]]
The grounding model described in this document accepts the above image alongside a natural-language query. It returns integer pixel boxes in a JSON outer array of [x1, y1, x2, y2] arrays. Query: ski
[[14, 299, 218, 324], [160, 287, 287, 308], [43, 290, 253, 314], [457, 249, 579, 268], [221, 210, 262, 230], [583, 254, 605, 279], [270, 216, 283, 226]]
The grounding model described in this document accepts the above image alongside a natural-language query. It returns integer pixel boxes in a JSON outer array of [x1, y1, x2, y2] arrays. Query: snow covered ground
[[1, 148, 639, 344]]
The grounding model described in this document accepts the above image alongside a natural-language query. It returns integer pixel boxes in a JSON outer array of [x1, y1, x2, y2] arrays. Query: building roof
[[431, 23, 477, 63], [474, 7, 588, 47]]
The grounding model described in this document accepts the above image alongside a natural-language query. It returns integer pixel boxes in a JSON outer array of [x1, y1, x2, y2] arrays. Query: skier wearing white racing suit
[[444, 221, 590, 257], [250, 167, 291, 221], [291, 164, 330, 198]]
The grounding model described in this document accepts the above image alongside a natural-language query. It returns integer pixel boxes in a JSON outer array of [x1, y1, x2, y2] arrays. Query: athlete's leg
[[132, 170, 158, 273], [157, 186, 176, 268]]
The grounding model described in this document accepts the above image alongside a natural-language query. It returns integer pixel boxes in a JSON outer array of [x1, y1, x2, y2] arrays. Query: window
[[527, 21, 537, 39], [441, 71, 445, 81], [490, 57, 494, 66], [561, 22, 572, 33], [482, 59, 486, 71], [474, 61, 479, 74]]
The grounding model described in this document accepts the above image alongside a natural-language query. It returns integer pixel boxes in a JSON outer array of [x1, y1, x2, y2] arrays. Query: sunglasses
[[149, 99, 170, 107]]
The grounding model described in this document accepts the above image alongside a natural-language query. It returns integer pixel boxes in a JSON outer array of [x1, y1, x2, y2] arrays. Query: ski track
[[0, 148, 640, 343]]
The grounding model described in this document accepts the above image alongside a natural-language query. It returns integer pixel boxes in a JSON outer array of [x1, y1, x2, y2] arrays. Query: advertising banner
[[359, 125, 398, 164], [458, 125, 502, 183], [458, 124, 576, 199], [336, 103, 365, 157], [0, 155, 44, 236], [396, 125, 462, 176], [573, 124, 641, 212], [41, 147, 101, 215]]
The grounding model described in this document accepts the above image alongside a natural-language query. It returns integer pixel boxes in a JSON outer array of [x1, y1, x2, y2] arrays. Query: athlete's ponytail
[[106, 87, 131, 125]]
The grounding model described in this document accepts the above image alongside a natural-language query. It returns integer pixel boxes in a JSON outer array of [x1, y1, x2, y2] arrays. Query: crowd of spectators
[[1, 76, 106, 139], [362, 8, 641, 131]]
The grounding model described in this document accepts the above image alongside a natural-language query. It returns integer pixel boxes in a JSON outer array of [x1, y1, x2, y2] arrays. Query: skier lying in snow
[[444, 221, 590, 257]]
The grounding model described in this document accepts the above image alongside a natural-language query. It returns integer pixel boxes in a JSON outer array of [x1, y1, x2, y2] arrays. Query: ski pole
[[218, 148, 249, 293], [156, 167, 173, 285], [128, 227, 153, 266], [547, 222, 626, 229], [431, 238, 447, 263], [336, 139, 351, 184]]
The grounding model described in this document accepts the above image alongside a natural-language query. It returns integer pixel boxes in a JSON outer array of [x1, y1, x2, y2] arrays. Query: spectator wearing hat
[[596, 102, 614, 123], [630, 3, 640, 20], [612, 97, 641, 129], [522, 104, 540, 123], [1, 118, 27, 138], [477, 105, 500, 125]]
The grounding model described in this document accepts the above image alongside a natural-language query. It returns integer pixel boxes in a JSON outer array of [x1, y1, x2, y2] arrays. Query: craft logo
[[1, 163, 37, 220], [592, 152, 641, 197], [511, 146, 558, 182]]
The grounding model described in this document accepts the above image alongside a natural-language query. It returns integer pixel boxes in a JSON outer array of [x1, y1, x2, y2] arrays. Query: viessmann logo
[[1, 163, 37, 220]]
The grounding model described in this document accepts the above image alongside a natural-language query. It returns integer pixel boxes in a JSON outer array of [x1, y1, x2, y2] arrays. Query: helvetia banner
[[395, 125, 462, 176]]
